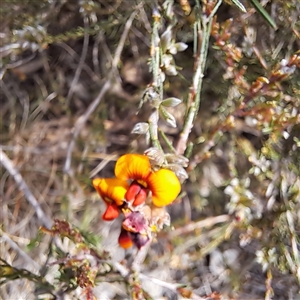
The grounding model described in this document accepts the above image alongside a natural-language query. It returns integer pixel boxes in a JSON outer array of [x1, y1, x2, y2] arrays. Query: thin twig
[[89, 153, 119, 178], [0, 231, 41, 271], [0, 52, 37, 80], [147, 4, 164, 151], [63, 7, 140, 175], [174, 221, 235, 256], [29, 92, 57, 122], [141, 273, 207, 299], [176, 0, 223, 155], [111, 9, 139, 70], [63, 75, 110, 176], [131, 239, 152, 272], [113, 261, 206, 299], [58, 42, 100, 83], [92, 32, 102, 78], [139, 273, 181, 292], [169, 214, 231, 238], [0, 148, 52, 229], [113, 261, 130, 277], [66, 16, 90, 105]]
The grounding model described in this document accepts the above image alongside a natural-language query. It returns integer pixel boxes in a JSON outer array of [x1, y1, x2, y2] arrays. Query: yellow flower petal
[[115, 154, 151, 183], [147, 169, 181, 207], [92, 178, 128, 206]]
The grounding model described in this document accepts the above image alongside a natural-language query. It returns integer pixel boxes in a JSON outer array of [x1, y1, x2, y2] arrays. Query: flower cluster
[[93, 153, 181, 249]]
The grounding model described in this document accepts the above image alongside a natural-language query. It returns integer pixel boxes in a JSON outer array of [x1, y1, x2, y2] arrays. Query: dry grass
[[1, 0, 300, 299]]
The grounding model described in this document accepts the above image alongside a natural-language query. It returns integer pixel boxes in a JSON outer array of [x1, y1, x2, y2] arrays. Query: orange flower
[[93, 178, 129, 221], [115, 154, 181, 207], [115, 154, 151, 182]]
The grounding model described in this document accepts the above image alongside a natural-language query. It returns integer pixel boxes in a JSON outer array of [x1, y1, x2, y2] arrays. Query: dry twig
[[63, 6, 141, 175], [0, 148, 52, 229], [66, 16, 90, 105], [169, 214, 231, 238], [0, 231, 41, 271]]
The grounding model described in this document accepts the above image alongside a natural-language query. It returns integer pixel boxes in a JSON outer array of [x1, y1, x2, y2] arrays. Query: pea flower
[[119, 211, 150, 249], [115, 153, 181, 207], [92, 178, 129, 221]]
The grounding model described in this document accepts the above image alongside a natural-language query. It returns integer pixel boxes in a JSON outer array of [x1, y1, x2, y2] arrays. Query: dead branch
[[0, 148, 52, 229]]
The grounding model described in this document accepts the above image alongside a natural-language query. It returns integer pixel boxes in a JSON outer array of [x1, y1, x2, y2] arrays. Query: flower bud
[[118, 229, 133, 249], [131, 122, 149, 135], [160, 27, 172, 52], [161, 97, 182, 107], [164, 64, 177, 76], [144, 147, 165, 166], [175, 42, 188, 52], [165, 154, 189, 167], [159, 106, 177, 128]]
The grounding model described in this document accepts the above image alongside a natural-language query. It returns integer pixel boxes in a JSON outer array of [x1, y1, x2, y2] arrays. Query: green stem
[[176, 0, 222, 155], [148, 110, 162, 150], [151, 5, 161, 90], [149, 4, 163, 150], [159, 129, 176, 153], [194, 0, 222, 119]]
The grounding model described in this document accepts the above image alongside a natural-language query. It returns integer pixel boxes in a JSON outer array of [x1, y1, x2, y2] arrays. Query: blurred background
[[1, 0, 299, 299]]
